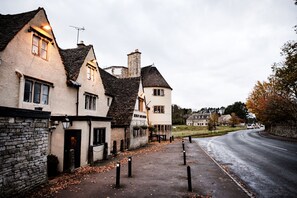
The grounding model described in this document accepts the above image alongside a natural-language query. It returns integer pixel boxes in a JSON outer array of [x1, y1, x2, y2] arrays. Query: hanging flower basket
[[141, 125, 148, 130], [133, 125, 140, 130]]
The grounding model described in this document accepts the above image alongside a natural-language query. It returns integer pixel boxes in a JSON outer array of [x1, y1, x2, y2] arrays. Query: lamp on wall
[[62, 115, 71, 129]]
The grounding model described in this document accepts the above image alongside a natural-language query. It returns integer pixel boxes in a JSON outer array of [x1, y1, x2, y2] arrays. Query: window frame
[[153, 89, 165, 96], [153, 105, 165, 114], [93, 128, 106, 146], [23, 78, 50, 105], [32, 34, 48, 60], [84, 92, 97, 110]]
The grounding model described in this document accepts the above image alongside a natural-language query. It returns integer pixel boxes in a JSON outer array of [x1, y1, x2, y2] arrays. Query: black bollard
[[170, 136, 172, 143], [187, 166, 192, 192], [189, 136, 192, 143], [116, 162, 121, 188], [183, 150, 186, 165], [128, 157, 132, 177], [182, 141, 185, 151], [159, 135, 161, 143]]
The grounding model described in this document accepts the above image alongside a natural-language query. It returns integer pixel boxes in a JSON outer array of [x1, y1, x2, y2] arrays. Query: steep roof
[[99, 68, 141, 126], [59, 45, 93, 83], [0, 8, 42, 51], [141, 65, 172, 90]]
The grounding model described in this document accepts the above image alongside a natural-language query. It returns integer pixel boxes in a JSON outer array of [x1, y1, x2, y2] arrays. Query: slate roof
[[59, 45, 93, 83], [141, 65, 172, 90], [0, 8, 42, 51], [99, 68, 141, 126]]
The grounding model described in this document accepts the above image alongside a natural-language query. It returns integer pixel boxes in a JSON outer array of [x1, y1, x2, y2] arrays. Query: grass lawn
[[172, 125, 245, 138]]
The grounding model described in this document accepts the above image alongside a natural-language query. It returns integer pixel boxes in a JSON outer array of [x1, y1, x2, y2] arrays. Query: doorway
[[64, 130, 81, 172]]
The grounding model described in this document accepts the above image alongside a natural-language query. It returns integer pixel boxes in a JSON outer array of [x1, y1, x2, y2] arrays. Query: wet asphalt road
[[195, 129, 297, 198]]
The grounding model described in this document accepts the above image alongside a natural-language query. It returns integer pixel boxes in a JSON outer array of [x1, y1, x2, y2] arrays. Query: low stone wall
[[270, 124, 297, 139], [0, 106, 50, 197]]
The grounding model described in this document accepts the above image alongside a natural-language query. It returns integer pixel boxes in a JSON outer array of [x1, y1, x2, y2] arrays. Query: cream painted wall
[[74, 49, 110, 117], [0, 10, 76, 115], [144, 87, 172, 125], [51, 120, 111, 172]]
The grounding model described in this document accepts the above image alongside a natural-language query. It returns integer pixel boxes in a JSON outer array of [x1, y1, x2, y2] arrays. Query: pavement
[[54, 139, 249, 198]]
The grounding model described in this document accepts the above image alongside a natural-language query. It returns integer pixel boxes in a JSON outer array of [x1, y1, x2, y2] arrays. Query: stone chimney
[[127, 49, 141, 77]]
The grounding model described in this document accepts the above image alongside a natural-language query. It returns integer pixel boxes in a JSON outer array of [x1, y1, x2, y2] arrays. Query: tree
[[224, 101, 248, 121], [208, 112, 219, 131], [230, 113, 241, 127], [172, 104, 192, 125]]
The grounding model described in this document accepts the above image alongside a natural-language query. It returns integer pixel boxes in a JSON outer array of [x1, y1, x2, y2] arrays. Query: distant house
[[186, 113, 210, 126], [103, 50, 173, 140], [218, 114, 232, 126]]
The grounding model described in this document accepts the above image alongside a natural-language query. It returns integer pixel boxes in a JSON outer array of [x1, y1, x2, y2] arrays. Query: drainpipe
[[15, 69, 24, 108], [76, 87, 79, 116], [87, 119, 93, 164]]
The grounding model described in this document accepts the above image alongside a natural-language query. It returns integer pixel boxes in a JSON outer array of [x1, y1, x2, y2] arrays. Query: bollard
[[170, 136, 172, 143], [182, 141, 185, 151], [128, 157, 132, 177], [187, 166, 192, 192], [116, 162, 121, 188], [159, 135, 161, 143], [189, 136, 192, 143], [183, 150, 186, 165]]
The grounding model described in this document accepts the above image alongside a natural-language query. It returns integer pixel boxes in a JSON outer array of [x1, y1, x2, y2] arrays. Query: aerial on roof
[[0, 7, 43, 51], [59, 45, 93, 84], [141, 65, 172, 90]]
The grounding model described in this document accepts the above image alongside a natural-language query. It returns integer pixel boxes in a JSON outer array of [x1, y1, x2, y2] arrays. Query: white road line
[[261, 143, 288, 151]]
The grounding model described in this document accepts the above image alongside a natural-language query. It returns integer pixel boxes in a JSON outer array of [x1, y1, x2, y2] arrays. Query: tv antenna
[[70, 26, 85, 44]]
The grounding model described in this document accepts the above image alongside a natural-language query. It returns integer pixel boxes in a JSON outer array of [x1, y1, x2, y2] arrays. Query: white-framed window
[[87, 66, 95, 81], [85, 93, 97, 110], [153, 89, 164, 96], [32, 35, 48, 60], [24, 79, 49, 105], [153, 105, 164, 114]]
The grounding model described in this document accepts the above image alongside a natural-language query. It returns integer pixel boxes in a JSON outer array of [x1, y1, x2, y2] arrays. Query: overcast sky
[[1, 0, 296, 110]]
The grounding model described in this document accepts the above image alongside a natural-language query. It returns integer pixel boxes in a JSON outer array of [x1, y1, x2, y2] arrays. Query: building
[[103, 50, 173, 140], [186, 113, 210, 126], [0, 8, 112, 173]]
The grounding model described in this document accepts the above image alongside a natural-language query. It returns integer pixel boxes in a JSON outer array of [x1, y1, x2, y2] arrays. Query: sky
[[1, 0, 296, 110]]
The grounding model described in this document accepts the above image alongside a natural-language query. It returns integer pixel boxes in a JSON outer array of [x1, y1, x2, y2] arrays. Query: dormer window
[[32, 35, 48, 60]]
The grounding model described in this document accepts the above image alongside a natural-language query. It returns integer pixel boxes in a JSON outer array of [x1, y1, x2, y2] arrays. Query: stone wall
[[270, 124, 297, 139], [0, 106, 50, 197]]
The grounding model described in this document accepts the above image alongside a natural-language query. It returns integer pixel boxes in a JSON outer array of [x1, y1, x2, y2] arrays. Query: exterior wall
[[0, 10, 73, 116], [144, 87, 172, 137], [0, 107, 50, 197], [110, 127, 126, 152], [270, 124, 297, 138], [75, 49, 110, 117], [50, 120, 110, 172]]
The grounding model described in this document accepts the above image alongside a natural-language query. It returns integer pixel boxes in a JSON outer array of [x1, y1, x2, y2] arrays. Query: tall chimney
[[127, 49, 141, 77]]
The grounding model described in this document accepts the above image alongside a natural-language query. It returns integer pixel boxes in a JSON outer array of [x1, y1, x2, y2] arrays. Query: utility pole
[[70, 26, 85, 44]]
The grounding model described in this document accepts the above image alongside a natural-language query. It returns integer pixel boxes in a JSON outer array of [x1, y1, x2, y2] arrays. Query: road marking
[[261, 143, 288, 151]]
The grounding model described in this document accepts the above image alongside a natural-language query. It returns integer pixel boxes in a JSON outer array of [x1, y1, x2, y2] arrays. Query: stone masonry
[[0, 106, 50, 198]]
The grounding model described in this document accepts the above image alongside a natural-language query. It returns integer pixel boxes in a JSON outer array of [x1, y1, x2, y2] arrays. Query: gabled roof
[[99, 68, 141, 126], [0, 8, 43, 51], [59, 45, 93, 83], [141, 65, 172, 90]]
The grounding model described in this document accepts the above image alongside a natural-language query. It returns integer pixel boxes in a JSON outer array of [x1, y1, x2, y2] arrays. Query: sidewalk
[[51, 140, 249, 198]]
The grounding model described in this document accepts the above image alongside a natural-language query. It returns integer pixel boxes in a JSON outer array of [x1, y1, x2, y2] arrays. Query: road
[[195, 129, 297, 198]]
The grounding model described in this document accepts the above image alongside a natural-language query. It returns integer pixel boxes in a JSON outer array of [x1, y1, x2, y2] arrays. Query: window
[[153, 106, 164, 113], [138, 98, 144, 112], [107, 97, 110, 106], [23, 79, 49, 105], [87, 66, 95, 81], [93, 128, 106, 145], [153, 89, 164, 96], [32, 35, 48, 60], [85, 93, 97, 110]]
